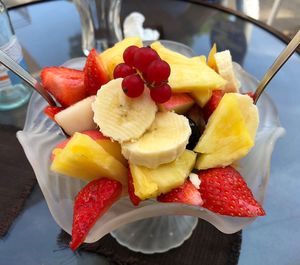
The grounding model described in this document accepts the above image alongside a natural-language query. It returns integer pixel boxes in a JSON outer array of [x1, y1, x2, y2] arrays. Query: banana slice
[[122, 112, 191, 168], [214, 50, 240, 92], [92, 78, 157, 142]]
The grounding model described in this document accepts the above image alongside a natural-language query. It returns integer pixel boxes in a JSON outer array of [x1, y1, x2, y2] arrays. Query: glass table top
[[0, 1, 300, 264]]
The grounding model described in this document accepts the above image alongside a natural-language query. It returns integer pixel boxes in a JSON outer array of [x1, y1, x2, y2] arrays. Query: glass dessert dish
[[17, 42, 285, 254]]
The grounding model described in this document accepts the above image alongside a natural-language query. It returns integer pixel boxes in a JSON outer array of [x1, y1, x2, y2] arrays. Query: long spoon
[[254, 30, 300, 103], [0, 49, 56, 106]]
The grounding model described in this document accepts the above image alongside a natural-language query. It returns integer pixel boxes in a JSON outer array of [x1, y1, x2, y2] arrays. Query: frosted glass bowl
[[17, 49, 285, 254]]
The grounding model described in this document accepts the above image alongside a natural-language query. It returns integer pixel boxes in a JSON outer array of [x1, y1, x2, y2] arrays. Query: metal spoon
[[0, 49, 56, 106], [254, 30, 300, 104]]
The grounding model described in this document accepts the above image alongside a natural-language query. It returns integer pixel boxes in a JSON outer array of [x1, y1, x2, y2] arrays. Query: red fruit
[[145, 59, 171, 85], [122, 74, 145, 98], [70, 178, 122, 251], [84, 48, 109, 95], [198, 166, 265, 217], [43, 106, 64, 121], [202, 90, 224, 122], [123, 45, 139, 67], [41, 67, 86, 107], [113, 63, 136, 79], [157, 180, 203, 206], [150, 83, 172, 104], [128, 170, 141, 206], [244, 92, 255, 100], [133, 47, 159, 72]]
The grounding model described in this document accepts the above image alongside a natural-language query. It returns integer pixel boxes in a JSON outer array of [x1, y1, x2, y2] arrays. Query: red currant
[[113, 63, 136, 79], [123, 46, 139, 67], [145, 59, 171, 85], [150, 84, 172, 103], [122, 74, 145, 98], [133, 47, 160, 72]]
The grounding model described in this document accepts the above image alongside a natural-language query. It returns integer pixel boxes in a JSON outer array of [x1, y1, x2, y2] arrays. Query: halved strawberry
[[84, 49, 109, 95], [202, 90, 224, 122], [70, 178, 122, 251], [157, 180, 203, 206], [43, 106, 64, 121], [198, 166, 265, 217], [128, 170, 141, 206], [41, 67, 86, 107]]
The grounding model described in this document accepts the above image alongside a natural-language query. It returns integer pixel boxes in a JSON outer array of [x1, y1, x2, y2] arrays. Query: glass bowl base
[[110, 215, 198, 254]]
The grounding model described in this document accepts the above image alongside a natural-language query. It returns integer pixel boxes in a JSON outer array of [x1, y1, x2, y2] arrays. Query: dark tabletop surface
[[0, 1, 300, 264]]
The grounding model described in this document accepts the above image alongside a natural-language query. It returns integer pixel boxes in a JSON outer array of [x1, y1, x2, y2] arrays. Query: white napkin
[[123, 12, 160, 41]]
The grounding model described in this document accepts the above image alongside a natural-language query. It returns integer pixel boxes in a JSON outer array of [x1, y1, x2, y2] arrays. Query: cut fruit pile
[[41, 37, 263, 251]]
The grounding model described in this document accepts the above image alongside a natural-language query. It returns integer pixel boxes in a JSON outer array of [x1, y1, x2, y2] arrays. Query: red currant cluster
[[113, 46, 172, 103]]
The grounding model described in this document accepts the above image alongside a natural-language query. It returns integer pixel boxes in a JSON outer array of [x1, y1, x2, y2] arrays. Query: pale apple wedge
[[55, 96, 97, 136], [214, 50, 240, 92]]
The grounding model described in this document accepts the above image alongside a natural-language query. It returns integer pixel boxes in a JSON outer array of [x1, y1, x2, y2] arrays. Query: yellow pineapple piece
[[51, 133, 127, 185], [95, 139, 127, 166], [99, 37, 143, 79], [194, 93, 258, 169], [192, 55, 206, 64], [151, 41, 226, 93], [168, 63, 226, 93], [191, 89, 213, 107], [207, 43, 217, 71], [150, 41, 192, 64], [130, 150, 196, 200]]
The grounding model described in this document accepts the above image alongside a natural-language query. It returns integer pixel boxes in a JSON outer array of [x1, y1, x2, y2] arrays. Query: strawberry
[[43, 106, 64, 121], [69, 178, 122, 251], [157, 180, 203, 206], [202, 90, 224, 122], [128, 170, 141, 206], [41, 67, 86, 107], [198, 166, 265, 217], [84, 49, 109, 95]]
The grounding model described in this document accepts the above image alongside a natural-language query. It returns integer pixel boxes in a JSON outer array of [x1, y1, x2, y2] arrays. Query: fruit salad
[[41, 37, 263, 251]]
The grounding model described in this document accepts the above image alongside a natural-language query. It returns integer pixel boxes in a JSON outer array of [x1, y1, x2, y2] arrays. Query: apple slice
[[55, 96, 97, 136], [158, 93, 194, 114]]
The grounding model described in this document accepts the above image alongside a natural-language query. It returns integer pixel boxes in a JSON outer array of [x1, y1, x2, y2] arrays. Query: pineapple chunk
[[151, 41, 226, 93], [191, 89, 213, 107], [51, 133, 127, 185], [151, 41, 192, 64], [130, 150, 196, 200], [207, 43, 217, 71], [193, 55, 206, 64], [99, 37, 143, 79], [168, 63, 226, 93], [194, 93, 258, 169], [96, 139, 127, 166]]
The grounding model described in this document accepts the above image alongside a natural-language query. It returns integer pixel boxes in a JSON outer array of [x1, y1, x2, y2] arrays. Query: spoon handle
[[254, 30, 300, 103], [0, 49, 56, 106]]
